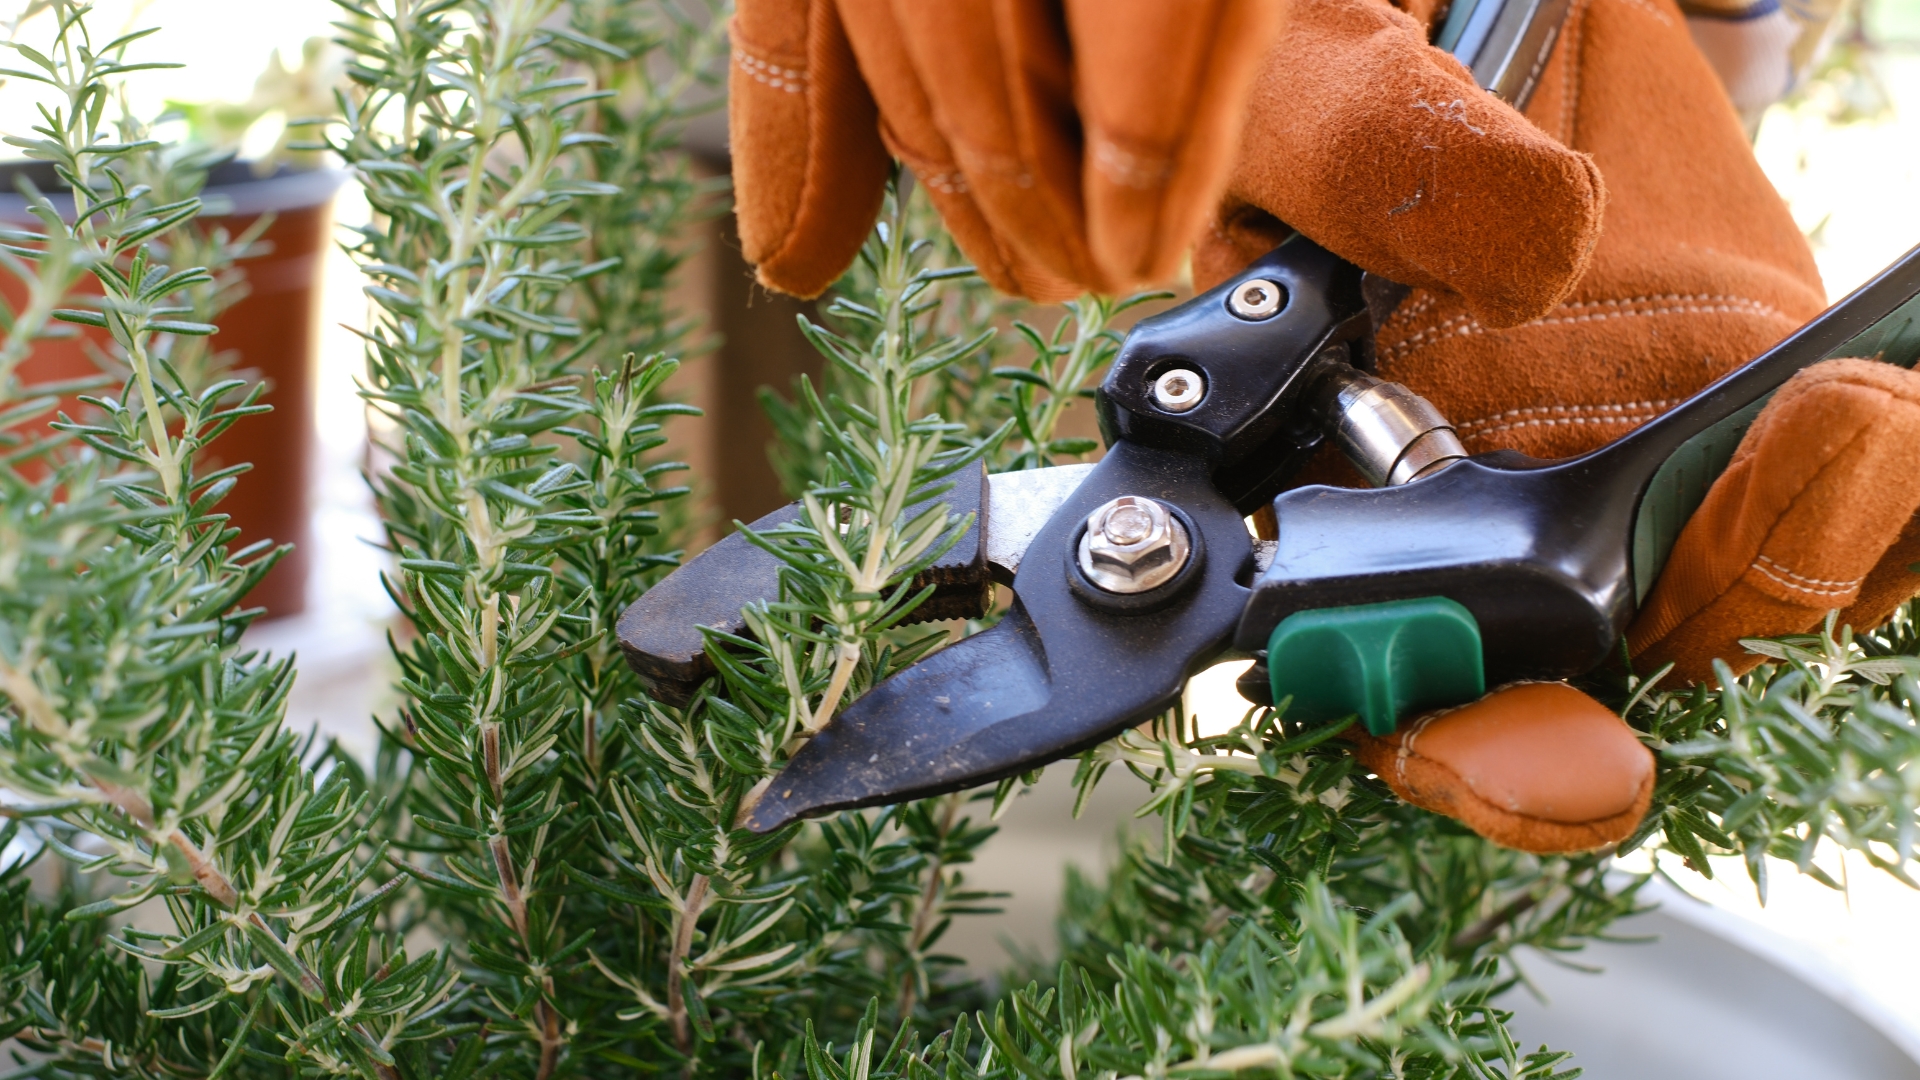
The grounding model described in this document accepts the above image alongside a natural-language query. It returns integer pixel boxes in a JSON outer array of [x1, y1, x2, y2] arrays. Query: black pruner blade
[[616, 464, 995, 705], [743, 441, 1252, 833]]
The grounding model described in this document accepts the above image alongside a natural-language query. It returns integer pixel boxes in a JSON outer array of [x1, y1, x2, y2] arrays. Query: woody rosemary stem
[[806, 643, 861, 734], [896, 793, 962, 1022], [666, 873, 710, 1056], [98, 777, 398, 1077], [1448, 890, 1544, 955], [482, 716, 562, 1077]]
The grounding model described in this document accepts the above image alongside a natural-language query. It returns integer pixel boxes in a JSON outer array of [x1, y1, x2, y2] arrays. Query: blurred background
[[4, 0, 1920, 1073]]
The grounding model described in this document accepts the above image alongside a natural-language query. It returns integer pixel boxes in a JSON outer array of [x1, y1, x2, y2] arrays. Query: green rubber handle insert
[[1266, 597, 1485, 736]]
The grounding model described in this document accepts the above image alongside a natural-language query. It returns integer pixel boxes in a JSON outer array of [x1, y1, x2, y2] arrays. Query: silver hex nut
[[1077, 495, 1191, 594]]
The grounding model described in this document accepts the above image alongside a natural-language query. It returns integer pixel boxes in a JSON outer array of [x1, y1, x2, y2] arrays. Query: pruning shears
[[620, 234, 1920, 833], [615, 0, 1920, 833]]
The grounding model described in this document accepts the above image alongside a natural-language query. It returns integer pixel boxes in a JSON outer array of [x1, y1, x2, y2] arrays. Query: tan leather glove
[[1196, 0, 1607, 328], [1254, 0, 1919, 855], [727, 0, 1281, 300]]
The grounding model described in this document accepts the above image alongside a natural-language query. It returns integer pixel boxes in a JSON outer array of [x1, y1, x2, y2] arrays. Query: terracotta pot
[[0, 160, 344, 618]]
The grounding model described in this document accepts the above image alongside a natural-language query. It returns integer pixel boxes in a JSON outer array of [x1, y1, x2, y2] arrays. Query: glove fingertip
[[1457, 148, 1609, 330], [1351, 684, 1654, 854], [1076, 0, 1285, 289], [732, 1, 892, 298]]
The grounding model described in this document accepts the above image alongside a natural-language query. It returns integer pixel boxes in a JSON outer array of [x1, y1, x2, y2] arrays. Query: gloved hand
[[727, 0, 1283, 300], [1243, 0, 1920, 855], [729, 0, 1920, 855]]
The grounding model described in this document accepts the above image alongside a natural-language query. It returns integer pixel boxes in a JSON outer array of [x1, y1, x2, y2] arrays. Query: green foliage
[[763, 186, 1154, 495], [5, 5, 1920, 1080], [1627, 609, 1920, 897], [0, 3, 438, 1074], [582, 186, 1016, 1077], [329, 5, 1006, 1075], [328, 0, 711, 1073], [800, 706, 1638, 1078], [984, 293, 1158, 471], [735, 192, 1002, 739], [801, 887, 1580, 1080], [559, 0, 729, 369]]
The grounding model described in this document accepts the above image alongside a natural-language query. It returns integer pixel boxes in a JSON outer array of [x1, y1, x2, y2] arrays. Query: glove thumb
[[1206, 0, 1606, 328]]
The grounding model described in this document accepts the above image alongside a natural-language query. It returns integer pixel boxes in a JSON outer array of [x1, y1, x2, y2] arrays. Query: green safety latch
[[1265, 597, 1485, 736]]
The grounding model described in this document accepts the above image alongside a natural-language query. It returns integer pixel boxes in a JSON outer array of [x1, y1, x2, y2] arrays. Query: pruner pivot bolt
[[1078, 495, 1191, 594]]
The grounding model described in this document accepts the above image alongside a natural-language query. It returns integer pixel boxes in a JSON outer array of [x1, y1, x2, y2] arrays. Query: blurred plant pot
[[0, 160, 344, 619]]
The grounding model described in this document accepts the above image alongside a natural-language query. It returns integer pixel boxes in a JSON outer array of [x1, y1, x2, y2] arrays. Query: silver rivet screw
[[1228, 278, 1284, 320], [1077, 495, 1192, 594], [1152, 368, 1205, 413]]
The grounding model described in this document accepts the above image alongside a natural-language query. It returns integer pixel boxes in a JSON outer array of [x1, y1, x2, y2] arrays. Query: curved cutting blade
[[745, 441, 1252, 833], [616, 464, 991, 705]]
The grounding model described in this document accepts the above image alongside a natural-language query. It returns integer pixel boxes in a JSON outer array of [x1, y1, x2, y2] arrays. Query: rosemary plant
[[983, 292, 1147, 472], [333, 1, 674, 1072], [331, 5, 1001, 1075], [0, 4, 447, 1074], [1628, 609, 1920, 895], [5, 4, 1920, 1080], [766, 188, 1150, 492], [558, 0, 728, 370]]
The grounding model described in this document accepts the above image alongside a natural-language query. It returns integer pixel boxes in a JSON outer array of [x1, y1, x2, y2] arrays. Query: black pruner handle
[[1236, 241, 1920, 720]]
